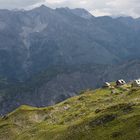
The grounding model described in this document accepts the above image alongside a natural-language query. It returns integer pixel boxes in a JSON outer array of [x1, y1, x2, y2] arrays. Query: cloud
[[0, 0, 140, 17], [105, 0, 140, 17], [0, 0, 45, 9]]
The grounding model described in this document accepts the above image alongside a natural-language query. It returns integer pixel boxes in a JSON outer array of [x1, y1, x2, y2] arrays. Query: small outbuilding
[[103, 82, 111, 88], [116, 79, 126, 86], [132, 79, 140, 87]]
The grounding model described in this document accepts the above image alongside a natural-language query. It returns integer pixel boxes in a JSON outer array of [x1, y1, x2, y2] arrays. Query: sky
[[0, 0, 140, 18]]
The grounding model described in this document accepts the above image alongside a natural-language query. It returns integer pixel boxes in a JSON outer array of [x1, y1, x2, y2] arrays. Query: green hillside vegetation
[[0, 83, 140, 140]]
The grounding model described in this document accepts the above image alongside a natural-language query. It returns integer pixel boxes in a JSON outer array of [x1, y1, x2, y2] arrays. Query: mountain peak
[[33, 4, 52, 12], [39, 4, 48, 8], [55, 7, 93, 19], [71, 8, 94, 19]]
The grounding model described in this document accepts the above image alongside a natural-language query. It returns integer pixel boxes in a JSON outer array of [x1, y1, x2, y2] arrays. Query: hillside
[[0, 83, 140, 140]]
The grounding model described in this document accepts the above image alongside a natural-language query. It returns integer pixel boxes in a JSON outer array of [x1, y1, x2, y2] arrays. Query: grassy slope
[[0, 84, 140, 140]]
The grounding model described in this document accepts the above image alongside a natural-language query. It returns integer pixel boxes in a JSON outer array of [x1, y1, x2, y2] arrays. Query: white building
[[132, 79, 140, 87]]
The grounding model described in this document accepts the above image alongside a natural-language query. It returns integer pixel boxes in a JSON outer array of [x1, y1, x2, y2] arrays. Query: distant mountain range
[[0, 5, 140, 114]]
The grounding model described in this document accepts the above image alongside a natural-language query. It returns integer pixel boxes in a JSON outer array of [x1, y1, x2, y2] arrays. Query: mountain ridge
[[0, 5, 140, 81]]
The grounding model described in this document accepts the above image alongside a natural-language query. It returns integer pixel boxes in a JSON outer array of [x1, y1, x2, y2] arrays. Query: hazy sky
[[0, 0, 139, 17]]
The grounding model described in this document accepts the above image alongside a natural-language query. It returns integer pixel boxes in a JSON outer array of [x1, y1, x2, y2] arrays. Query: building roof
[[116, 79, 126, 85], [103, 82, 111, 87], [134, 79, 140, 84], [105, 82, 110, 85]]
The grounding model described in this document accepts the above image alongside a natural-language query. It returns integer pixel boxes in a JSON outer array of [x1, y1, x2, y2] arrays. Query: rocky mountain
[[0, 83, 140, 140], [0, 5, 140, 81], [0, 5, 140, 114]]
